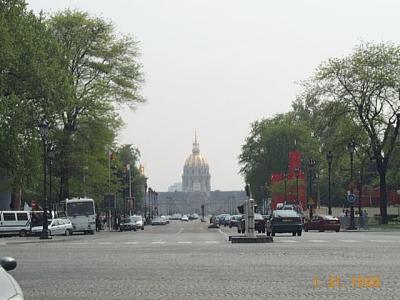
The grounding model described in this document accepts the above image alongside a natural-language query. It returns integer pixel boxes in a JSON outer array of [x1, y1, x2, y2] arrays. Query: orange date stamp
[[313, 274, 381, 288]]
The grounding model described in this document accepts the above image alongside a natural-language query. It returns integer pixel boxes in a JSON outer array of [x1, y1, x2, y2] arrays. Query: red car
[[304, 215, 340, 232]]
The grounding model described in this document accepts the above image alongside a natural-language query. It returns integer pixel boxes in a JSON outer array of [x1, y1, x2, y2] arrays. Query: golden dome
[[184, 132, 209, 168]]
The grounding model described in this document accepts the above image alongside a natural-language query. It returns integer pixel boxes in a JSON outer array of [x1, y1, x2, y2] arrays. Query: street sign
[[347, 194, 357, 204]]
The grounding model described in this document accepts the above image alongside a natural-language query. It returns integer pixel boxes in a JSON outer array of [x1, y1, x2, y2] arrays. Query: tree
[[46, 10, 145, 199], [239, 113, 317, 203], [0, 0, 69, 209], [307, 42, 400, 224]]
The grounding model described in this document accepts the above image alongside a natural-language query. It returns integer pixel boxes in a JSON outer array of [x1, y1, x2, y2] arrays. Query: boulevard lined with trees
[[0, 0, 146, 211], [240, 43, 400, 224]]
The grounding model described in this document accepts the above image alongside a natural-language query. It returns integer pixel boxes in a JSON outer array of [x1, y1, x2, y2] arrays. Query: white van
[[0, 211, 31, 237]]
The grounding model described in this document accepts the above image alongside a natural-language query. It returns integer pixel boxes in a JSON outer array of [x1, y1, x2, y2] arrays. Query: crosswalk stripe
[[124, 242, 139, 245], [98, 242, 112, 245], [369, 240, 393, 243], [338, 240, 360, 243], [178, 241, 192, 244], [279, 240, 298, 243], [152, 241, 166, 244], [205, 241, 219, 244], [309, 240, 328, 243]]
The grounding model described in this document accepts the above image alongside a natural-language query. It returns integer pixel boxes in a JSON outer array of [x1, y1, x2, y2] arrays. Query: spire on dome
[[192, 130, 200, 154]]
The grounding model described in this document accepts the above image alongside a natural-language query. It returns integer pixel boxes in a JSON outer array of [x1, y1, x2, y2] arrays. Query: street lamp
[[294, 167, 300, 205], [347, 140, 357, 229], [144, 180, 147, 223], [48, 145, 55, 214], [326, 151, 333, 215], [39, 117, 51, 239], [307, 159, 316, 219], [283, 173, 288, 203]]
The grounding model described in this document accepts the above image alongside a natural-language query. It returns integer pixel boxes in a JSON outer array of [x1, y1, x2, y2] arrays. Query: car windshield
[[132, 216, 142, 221]]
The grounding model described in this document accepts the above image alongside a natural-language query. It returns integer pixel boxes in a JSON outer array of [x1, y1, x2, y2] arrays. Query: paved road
[[2, 220, 400, 299]]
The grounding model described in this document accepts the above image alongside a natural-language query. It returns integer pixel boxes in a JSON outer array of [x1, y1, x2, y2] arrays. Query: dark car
[[119, 217, 137, 232], [266, 210, 302, 236], [304, 215, 340, 232], [229, 215, 242, 228], [237, 213, 266, 234]]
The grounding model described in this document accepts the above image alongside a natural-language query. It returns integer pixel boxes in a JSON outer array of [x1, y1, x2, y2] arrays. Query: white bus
[[65, 198, 96, 234]]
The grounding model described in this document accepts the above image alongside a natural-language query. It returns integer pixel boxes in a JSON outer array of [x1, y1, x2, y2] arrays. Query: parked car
[[228, 215, 242, 228], [216, 214, 230, 226], [131, 215, 144, 230], [120, 217, 137, 232], [0, 257, 24, 300], [31, 218, 73, 236], [152, 217, 165, 225], [181, 215, 189, 222], [237, 213, 266, 234], [304, 215, 340, 232], [266, 210, 303, 236], [160, 216, 169, 224]]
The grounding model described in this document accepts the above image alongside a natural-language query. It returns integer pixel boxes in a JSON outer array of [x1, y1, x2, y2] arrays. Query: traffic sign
[[347, 194, 357, 204]]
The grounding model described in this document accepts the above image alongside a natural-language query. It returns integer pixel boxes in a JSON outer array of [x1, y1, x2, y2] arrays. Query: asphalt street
[[1, 220, 400, 299]]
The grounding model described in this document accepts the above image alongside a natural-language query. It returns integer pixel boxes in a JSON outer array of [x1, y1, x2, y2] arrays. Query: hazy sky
[[28, 0, 400, 191]]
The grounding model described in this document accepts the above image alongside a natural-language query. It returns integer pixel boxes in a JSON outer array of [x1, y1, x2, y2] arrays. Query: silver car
[[0, 257, 24, 300]]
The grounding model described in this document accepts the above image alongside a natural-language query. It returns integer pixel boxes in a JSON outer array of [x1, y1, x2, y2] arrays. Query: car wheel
[[19, 230, 27, 237], [271, 232, 275, 236], [292, 232, 296, 236], [141, 226, 144, 230], [304, 228, 308, 232], [319, 229, 325, 232], [229, 225, 232, 228], [335, 229, 340, 232], [297, 231, 302, 236]]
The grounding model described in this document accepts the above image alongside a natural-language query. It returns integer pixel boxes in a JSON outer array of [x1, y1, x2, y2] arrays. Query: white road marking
[[338, 240, 360, 243], [70, 242, 88, 245], [98, 242, 112, 245], [369, 240, 393, 243], [178, 241, 192, 244], [308, 240, 328, 243], [205, 241, 219, 244], [0, 242, 6, 246], [218, 228, 229, 241], [124, 242, 139, 245], [152, 241, 166, 244], [279, 239, 298, 243]]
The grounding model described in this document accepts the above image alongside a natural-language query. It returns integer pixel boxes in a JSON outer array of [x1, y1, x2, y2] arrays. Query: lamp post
[[48, 145, 55, 214], [39, 117, 51, 239], [144, 181, 147, 223], [347, 140, 357, 229], [294, 167, 300, 205], [148, 188, 153, 220], [326, 151, 333, 215], [307, 159, 316, 219], [283, 172, 288, 203]]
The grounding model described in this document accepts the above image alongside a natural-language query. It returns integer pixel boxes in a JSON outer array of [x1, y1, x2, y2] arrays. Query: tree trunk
[[378, 169, 388, 224]]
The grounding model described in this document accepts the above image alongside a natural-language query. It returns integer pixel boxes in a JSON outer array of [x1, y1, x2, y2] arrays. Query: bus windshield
[[67, 202, 94, 216]]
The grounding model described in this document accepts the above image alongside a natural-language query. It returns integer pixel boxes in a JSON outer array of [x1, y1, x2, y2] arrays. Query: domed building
[[182, 134, 211, 193]]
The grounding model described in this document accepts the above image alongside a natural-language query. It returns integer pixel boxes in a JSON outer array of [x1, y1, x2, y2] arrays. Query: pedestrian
[[96, 214, 101, 232], [363, 209, 368, 229]]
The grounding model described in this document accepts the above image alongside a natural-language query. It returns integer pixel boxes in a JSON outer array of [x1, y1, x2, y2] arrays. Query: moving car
[[237, 213, 266, 234], [181, 215, 189, 222], [304, 215, 340, 232], [120, 217, 137, 231], [266, 210, 303, 236], [31, 218, 73, 236], [152, 217, 166, 225], [228, 215, 242, 228], [0, 257, 24, 300], [131, 215, 144, 230]]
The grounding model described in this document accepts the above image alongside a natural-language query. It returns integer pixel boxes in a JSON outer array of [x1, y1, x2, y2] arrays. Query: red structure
[[271, 151, 306, 210]]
